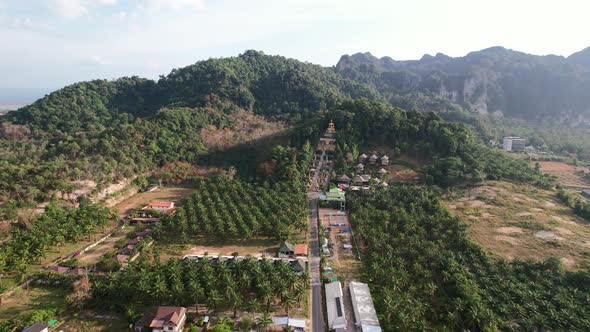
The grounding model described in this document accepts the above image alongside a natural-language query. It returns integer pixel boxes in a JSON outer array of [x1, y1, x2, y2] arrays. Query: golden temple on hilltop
[[327, 119, 335, 133]]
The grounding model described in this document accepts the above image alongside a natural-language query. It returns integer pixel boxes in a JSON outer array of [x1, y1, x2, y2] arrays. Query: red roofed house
[[134, 306, 187, 332], [116, 254, 130, 265], [294, 244, 308, 256], [51, 266, 70, 274], [145, 201, 175, 213], [128, 236, 143, 245]]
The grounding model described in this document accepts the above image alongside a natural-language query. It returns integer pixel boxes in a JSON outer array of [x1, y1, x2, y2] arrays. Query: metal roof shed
[[349, 281, 382, 332], [325, 281, 347, 331]]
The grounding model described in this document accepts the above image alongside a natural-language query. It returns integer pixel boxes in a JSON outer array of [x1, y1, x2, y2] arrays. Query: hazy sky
[[1, 0, 589, 90]]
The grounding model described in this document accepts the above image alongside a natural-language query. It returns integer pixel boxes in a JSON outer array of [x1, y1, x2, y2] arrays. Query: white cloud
[[49, 0, 117, 18], [8, 17, 48, 30], [82, 55, 111, 66], [139, 0, 205, 12], [50, 0, 88, 18]]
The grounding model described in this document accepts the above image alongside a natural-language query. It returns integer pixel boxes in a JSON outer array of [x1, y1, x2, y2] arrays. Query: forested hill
[[335, 46, 590, 125], [7, 50, 380, 132]]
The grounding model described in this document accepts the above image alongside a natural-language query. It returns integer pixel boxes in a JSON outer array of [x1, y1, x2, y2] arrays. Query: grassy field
[[155, 235, 289, 260], [57, 313, 129, 332], [77, 186, 199, 265], [535, 161, 590, 188], [0, 287, 67, 320], [445, 181, 590, 269], [113, 186, 198, 217]]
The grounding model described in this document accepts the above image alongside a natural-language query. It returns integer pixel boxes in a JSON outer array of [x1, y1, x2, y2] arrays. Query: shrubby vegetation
[[0, 307, 63, 332], [0, 107, 223, 208], [165, 176, 307, 241], [557, 189, 590, 221], [348, 186, 590, 331], [0, 200, 113, 279]]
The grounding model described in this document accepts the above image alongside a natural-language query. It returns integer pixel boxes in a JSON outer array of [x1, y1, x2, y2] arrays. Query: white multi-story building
[[502, 137, 526, 152]]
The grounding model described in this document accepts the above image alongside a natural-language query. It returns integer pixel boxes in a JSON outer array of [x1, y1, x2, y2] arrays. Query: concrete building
[[22, 323, 48, 332], [325, 281, 347, 331], [134, 306, 187, 332], [349, 282, 382, 332], [144, 201, 175, 213], [502, 137, 526, 152]]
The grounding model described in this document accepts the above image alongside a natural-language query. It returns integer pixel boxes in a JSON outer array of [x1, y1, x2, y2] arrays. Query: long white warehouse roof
[[350, 281, 382, 332], [325, 281, 347, 330]]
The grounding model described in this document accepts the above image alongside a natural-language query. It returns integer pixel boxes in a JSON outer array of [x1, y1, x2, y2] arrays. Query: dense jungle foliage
[[348, 186, 590, 331], [326, 99, 555, 188]]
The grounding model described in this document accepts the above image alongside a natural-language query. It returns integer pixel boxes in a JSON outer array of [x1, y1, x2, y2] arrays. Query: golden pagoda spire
[[328, 119, 335, 133]]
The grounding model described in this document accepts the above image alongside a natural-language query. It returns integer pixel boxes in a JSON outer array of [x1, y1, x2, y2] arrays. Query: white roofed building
[[350, 282, 382, 332], [325, 281, 347, 331]]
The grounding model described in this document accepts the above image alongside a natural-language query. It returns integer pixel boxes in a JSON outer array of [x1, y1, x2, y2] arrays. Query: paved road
[[308, 191, 325, 332], [308, 144, 327, 331]]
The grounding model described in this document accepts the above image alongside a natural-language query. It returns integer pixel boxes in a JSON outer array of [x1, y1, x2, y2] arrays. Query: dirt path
[[77, 230, 128, 265]]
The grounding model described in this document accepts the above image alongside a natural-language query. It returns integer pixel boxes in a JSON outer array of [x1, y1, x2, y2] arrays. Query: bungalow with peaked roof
[[358, 154, 368, 162], [144, 201, 175, 213], [50, 266, 70, 274], [291, 260, 307, 274], [278, 242, 295, 258], [380, 155, 389, 166], [116, 254, 130, 265], [134, 306, 187, 332], [22, 322, 48, 332], [352, 175, 371, 186], [70, 267, 87, 276], [355, 163, 365, 173], [294, 244, 308, 256], [368, 154, 378, 164], [335, 175, 351, 186], [377, 168, 388, 177], [128, 236, 143, 245]]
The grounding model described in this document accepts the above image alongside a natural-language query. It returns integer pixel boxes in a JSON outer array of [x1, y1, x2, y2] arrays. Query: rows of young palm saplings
[[164, 176, 307, 240]]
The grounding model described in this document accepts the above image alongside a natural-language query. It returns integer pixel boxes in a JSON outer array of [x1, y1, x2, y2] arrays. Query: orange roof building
[[294, 244, 308, 256]]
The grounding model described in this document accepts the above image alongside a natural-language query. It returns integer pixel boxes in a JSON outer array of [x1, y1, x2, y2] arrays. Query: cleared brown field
[[113, 186, 197, 217], [536, 161, 590, 188], [445, 181, 590, 270]]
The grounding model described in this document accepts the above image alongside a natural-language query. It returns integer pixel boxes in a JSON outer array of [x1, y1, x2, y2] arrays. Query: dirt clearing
[[445, 181, 590, 269], [113, 186, 197, 217], [536, 161, 590, 188]]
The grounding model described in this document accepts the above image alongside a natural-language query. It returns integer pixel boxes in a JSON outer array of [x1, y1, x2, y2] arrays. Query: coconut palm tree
[[256, 311, 273, 332]]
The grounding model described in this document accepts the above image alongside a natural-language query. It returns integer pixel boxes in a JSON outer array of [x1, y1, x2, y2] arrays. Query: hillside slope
[[335, 46, 590, 125], [7, 50, 381, 133]]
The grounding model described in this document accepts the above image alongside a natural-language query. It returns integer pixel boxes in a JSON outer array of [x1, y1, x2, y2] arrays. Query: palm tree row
[[165, 177, 307, 240], [0, 200, 112, 277], [348, 186, 590, 331], [90, 254, 308, 317]]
